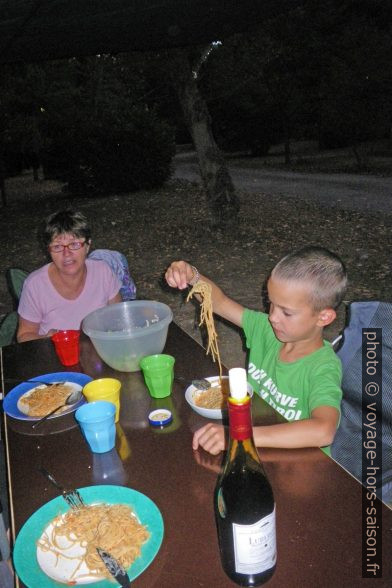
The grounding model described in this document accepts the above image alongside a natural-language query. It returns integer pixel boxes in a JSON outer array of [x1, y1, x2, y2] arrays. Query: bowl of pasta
[[185, 376, 253, 419]]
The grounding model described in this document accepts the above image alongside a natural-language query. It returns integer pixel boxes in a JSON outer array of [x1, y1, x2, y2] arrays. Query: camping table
[[1, 323, 391, 587]]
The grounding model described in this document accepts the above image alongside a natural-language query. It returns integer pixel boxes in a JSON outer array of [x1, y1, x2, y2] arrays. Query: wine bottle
[[214, 368, 276, 586]]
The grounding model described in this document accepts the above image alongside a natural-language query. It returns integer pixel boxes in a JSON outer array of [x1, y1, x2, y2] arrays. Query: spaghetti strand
[[37, 503, 149, 580], [187, 281, 223, 380]]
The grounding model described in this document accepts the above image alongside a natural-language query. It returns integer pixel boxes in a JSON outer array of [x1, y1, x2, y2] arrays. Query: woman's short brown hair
[[42, 209, 91, 247]]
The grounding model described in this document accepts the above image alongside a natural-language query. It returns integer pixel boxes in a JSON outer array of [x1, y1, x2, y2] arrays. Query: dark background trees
[[0, 57, 176, 196], [1, 0, 391, 213], [196, 0, 392, 161]]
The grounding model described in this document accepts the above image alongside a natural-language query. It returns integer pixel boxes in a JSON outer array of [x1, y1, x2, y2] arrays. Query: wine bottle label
[[232, 507, 276, 574]]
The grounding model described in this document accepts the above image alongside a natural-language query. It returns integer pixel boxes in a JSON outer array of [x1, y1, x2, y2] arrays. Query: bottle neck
[[228, 396, 252, 441], [226, 396, 262, 466]]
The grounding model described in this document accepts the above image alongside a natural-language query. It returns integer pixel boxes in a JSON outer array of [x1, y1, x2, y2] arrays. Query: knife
[[96, 547, 131, 587]]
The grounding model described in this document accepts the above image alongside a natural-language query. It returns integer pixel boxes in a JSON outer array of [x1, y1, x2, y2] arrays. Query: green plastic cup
[[140, 354, 175, 399]]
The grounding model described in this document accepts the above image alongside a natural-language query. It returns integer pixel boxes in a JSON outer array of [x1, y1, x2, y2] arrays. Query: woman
[[17, 209, 122, 342]]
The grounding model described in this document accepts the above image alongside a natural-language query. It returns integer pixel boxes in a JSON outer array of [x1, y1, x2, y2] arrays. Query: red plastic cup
[[51, 330, 80, 366]]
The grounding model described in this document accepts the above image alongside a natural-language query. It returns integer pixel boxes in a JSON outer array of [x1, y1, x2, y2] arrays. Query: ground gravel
[[1, 172, 391, 369]]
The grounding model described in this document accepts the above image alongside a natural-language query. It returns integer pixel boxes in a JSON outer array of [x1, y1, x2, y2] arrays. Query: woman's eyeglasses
[[49, 240, 86, 253]]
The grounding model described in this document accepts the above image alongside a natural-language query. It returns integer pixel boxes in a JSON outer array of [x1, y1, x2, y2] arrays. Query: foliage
[[41, 57, 175, 194], [317, 3, 392, 149], [73, 110, 174, 194], [1, 56, 176, 192], [42, 110, 175, 195], [0, 64, 45, 175], [183, 1, 392, 157], [1, 0, 392, 183], [195, 10, 322, 155]]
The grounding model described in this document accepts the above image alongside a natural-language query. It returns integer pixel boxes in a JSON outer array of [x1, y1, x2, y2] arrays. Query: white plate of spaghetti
[[185, 375, 253, 419], [13, 485, 164, 587], [3, 372, 91, 421]]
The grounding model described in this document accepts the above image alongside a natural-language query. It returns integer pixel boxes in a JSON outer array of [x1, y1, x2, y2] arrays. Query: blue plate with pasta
[[13, 485, 164, 586], [3, 372, 92, 420]]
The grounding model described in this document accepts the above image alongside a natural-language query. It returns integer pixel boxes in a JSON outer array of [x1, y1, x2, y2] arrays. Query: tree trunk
[[170, 49, 239, 227], [351, 145, 365, 170]]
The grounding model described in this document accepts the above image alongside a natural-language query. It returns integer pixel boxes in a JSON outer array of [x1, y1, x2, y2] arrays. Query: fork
[[39, 468, 85, 510], [5, 379, 63, 386]]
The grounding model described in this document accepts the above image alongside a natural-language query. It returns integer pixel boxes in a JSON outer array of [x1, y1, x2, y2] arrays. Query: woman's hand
[[17, 317, 45, 342], [165, 261, 196, 290], [192, 423, 227, 455]]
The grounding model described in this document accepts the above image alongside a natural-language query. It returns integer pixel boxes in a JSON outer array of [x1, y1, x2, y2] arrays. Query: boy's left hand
[[192, 423, 226, 455]]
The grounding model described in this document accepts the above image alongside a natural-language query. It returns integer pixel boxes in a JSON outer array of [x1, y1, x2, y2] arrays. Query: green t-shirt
[[242, 309, 342, 453]]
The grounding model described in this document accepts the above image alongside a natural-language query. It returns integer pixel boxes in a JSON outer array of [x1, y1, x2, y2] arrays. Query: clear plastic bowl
[[82, 301, 173, 372]]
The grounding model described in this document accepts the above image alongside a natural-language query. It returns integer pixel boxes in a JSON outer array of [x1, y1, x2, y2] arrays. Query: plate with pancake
[[3, 372, 92, 421]]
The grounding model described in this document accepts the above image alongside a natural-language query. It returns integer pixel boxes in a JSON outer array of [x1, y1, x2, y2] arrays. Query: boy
[[165, 246, 347, 456]]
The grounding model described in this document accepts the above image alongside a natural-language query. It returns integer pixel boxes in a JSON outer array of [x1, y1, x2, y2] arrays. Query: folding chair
[[6, 268, 28, 306], [331, 301, 392, 506], [0, 268, 28, 348], [0, 312, 18, 348]]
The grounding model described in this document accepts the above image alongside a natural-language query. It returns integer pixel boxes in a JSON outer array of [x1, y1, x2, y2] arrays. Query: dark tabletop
[[1, 323, 391, 587]]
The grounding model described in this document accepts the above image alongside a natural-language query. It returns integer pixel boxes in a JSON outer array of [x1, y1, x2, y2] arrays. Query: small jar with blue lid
[[148, 409, 173, 428]]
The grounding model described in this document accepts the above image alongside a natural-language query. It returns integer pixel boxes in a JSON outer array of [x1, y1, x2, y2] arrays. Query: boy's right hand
[[192, 423, 226, 455], [166, 260, 244, 327], [165, 261, 195, 290]]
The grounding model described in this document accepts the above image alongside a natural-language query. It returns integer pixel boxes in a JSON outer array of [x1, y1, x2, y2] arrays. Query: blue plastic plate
[[3, 372, 92, 420], [13, 485, 164, 587]]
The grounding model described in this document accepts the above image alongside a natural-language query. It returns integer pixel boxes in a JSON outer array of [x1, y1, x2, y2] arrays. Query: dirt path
[[174, 152, 392, 214]]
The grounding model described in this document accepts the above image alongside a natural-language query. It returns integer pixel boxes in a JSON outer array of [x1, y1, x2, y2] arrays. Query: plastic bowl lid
[[148, 409, 173, 427]]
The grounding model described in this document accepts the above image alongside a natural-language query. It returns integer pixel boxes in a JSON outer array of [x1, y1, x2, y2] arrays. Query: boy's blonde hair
[[271, 246, 347, 310]]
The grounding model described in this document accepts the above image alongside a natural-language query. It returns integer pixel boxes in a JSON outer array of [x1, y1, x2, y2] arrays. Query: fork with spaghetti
[[39, 468, 85, 510]]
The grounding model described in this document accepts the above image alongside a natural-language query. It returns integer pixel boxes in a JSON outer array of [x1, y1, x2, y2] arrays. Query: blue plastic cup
[[75, 401, 116, 453]]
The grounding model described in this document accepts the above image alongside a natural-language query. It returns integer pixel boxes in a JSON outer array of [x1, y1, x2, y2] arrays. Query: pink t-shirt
[[18, 259, 121, 335]]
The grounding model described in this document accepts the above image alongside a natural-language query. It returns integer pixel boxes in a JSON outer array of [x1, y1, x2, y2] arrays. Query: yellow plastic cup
[[83, 378, 121, 423]]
